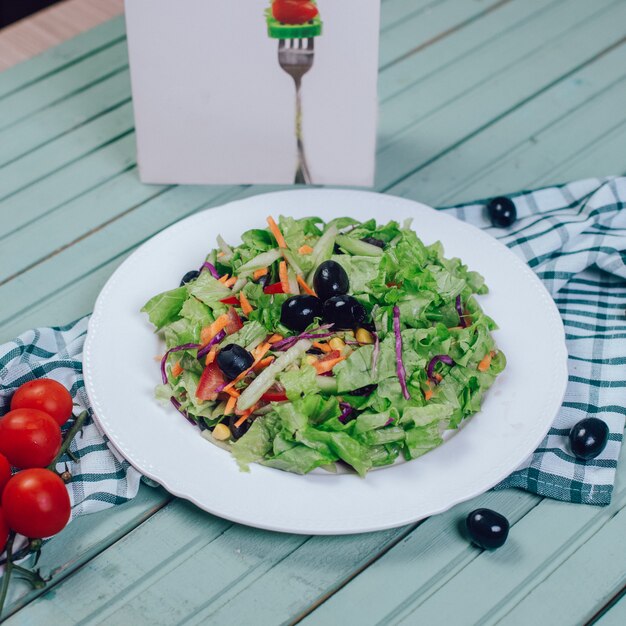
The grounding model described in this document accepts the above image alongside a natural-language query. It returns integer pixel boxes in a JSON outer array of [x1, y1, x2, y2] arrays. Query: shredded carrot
[[225, 387, 240, 398], [297, 274, 316, 297], [298, 244, 314, 255], [253, 268, 269, 280], [478, 353, 492, 372], [223, 276, 237, 288], [254, 356, 275, 372], [217, 251, 225, 258], [201, 314, 229, 344], [234, 403, 259, 429], [313, 355, 345, 375], [224, 395, 237, 416], [218, 274, 229, 284], [254, 342, 272, 360], [205, 348, 218, 366], [239, 291, 253, 316], [433, 373, 443, 384], [267, 216, 287, 249], [312, 341, 332, 353], [279, 261, 290, 294], [171, 361, 184, 378], [424, 389, 433, 401], [268, 334, 284, 344]]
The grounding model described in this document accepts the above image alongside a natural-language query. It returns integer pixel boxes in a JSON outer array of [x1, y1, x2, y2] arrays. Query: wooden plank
[[0, 15, 124, 96], [378, 0, 597, 142], [0, 40, 128, 131], [1, 486, 170, 619], [595, 594, 626, 626], [0, 100, 133, 199], [379, 0, 563, 104], [380, 0, 441, 31], [379, 0, 508, 68], [0, 168, 166, 287], [0, 0, 124, 72], [299, 444, 626, 626], [0, 133, 136, 242], [0, 69, 131, 168], [388, 39, 626, 206], [495, 509, 626, 625], [375, 0, 626, 190]]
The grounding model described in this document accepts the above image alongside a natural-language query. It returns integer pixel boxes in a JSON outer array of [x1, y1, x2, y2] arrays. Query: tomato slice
[[272, 0, 319, 24], [263, 282, 285, 295], [261, 385, 288, 403], [224, 307, 243, 334], [196, 362, 226, 401], [220, 296, 239, 306]]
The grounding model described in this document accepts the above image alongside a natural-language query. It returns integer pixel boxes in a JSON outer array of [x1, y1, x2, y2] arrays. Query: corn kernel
[[329, 337, 346, 351], [212, 423, 231, 441], [305, 355, 318, 366], [356, 328, 375, 344]]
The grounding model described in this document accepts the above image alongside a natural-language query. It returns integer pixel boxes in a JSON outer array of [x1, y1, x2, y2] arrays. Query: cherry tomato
[[11, 378, 73, 426], [2, 469, 70, 538], [0, 508, 8, 552], [0, 409, 62, 469], [273, 0, 319, 24], [224, 307, 243, 335], [196, 363, 226, 402], [0, 453, 11, 495], [263, 282, 285, 295]]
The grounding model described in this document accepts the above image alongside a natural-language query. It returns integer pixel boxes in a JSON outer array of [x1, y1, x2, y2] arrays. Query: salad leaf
[[278, 364, 319, 401], [142, 286, 188, 330], [331, 255, 380, 294], [188, 273, 232, 308]]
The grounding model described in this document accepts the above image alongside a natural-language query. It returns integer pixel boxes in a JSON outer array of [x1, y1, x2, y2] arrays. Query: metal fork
[[278, 38, 315, 185]]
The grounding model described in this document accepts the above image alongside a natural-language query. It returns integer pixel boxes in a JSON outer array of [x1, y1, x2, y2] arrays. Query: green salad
[[142, 215, 506, 476]]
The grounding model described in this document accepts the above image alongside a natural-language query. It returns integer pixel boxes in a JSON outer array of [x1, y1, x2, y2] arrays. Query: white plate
[[84, 189, 568, 535]]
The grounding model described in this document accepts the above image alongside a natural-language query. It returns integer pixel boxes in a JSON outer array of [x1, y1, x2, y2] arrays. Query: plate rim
[[84, 188, 568, 535]]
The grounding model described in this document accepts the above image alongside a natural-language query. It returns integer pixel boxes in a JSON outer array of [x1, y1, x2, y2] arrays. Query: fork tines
[[278, 38, 315, 51]]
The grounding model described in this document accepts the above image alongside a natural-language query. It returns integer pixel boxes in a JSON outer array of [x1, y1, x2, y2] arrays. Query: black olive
[[216, 344, 254, 380], [180, 270, 200, 286], [333, 243, 344, 255], [361, 237, 385, 249], [313, 260, 350, 302], [486, 196, 517, 228], [466, 508, 509, 550], [307, 347, 324, 355], [569, 418, 609, 460], [280, 295, 323, 332], [228, 414, 251, 440], [348, 384, 378, 397], [322, 295, 366, 329]]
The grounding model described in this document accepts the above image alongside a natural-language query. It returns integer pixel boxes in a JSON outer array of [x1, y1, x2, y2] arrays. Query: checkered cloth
[[0, 177, 624, 523], [0, 317, 141, 519]]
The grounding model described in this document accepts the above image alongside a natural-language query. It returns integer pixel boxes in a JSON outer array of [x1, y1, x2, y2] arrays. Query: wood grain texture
[[0, 0, 625, 623], [0, 0, 124, 71]]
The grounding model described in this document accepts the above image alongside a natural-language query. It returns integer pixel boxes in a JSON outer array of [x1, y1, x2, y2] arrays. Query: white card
[[125, 0, 380, 186]]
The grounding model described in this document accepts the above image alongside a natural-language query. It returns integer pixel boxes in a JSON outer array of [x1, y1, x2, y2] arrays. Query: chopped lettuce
[[142, 215, 505, 476]]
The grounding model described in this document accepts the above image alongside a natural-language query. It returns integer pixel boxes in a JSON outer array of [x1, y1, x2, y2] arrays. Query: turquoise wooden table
[[1, 1, 626, 623]]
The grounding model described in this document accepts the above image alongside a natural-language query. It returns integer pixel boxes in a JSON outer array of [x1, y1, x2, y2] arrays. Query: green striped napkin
[[0, 177, 623, 526]]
